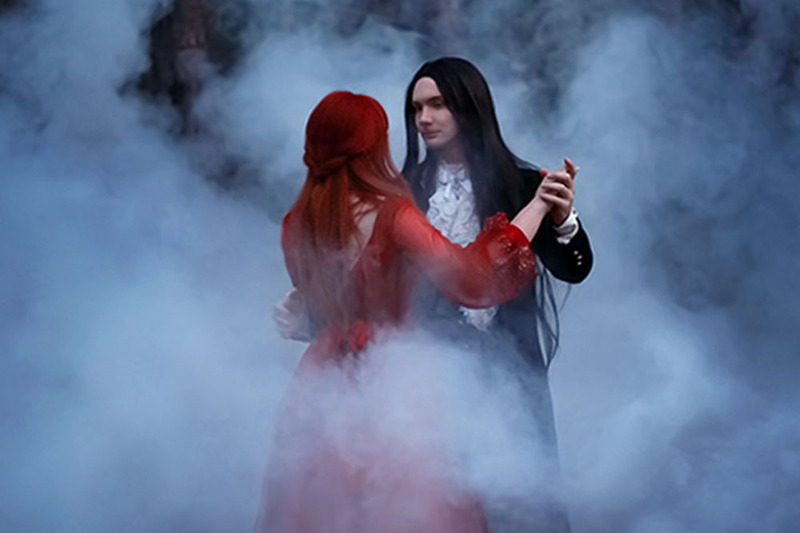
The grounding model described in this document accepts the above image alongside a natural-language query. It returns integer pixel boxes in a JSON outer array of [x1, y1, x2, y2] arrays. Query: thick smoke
[[545, 7, 800, 533], [0, 2, 297, 531], [1, 1, 799, 533]]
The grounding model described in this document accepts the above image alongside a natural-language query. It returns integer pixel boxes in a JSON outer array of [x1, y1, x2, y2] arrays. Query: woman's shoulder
[[378, 194, 416, 213], [372, 195, 421, 237]]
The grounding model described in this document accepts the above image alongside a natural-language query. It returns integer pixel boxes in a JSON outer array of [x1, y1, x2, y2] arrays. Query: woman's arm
[[390, 199, 539, 308]]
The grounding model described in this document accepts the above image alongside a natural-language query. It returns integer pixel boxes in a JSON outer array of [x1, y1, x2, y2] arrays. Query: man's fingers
[[540, 181, 569, 193], [542, 159, 579, 181], [539, 182, 572, 198], [549, 172, 573, 185], [541, 177, 574, 196], [539, 192, 570, 207], [564, 157, 579, 179]]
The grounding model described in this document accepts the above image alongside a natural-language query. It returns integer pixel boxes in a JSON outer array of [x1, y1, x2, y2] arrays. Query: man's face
[[412, 77, 460, 154]]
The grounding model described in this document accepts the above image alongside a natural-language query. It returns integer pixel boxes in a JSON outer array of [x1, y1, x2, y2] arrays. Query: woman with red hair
[[256, 91, 551, 533]]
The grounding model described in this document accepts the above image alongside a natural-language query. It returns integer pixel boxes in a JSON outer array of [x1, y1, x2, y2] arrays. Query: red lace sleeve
[[389, 198, 536, 308]]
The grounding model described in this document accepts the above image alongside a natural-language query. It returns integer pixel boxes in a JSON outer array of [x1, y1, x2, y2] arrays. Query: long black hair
[[401, 56, 562, 367], [401, 57, 532, 221]]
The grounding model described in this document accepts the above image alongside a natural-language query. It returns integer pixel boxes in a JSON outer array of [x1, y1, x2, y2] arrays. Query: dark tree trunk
[[138, 0, 213, 134], [0, 0, 23, 10]]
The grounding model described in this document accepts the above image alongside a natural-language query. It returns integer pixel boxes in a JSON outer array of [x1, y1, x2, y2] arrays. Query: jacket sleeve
[[532, 216, 593, 283], [390, 198, 536, 309]]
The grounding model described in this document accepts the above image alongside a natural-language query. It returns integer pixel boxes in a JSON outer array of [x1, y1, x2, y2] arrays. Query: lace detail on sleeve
[[479, 212, 536, 277]]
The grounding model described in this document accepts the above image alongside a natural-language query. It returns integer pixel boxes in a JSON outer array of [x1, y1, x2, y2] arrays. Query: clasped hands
[[536, 157, 579, 226]]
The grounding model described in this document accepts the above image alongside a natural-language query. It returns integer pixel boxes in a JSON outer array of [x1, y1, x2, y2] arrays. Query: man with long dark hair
[[402, 56, 593, 533]]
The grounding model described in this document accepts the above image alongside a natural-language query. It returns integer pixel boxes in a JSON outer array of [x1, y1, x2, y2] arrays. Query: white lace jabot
[[427, 163, 480, 246], [427, 162, 497, 331]]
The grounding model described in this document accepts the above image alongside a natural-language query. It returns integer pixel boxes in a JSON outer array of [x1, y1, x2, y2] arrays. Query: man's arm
[[533, 216, 593, 283]]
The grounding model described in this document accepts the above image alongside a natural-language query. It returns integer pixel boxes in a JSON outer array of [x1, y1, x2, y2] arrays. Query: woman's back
[[282, 193, 539, 363], [283, 195, 412, 334]]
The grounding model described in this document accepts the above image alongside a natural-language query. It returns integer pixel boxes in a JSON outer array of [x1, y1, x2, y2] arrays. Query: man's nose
[[418, 107, 432, 123]]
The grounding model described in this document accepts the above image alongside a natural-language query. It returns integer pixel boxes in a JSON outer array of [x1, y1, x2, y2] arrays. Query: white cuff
[[554, 209, 579, 245]]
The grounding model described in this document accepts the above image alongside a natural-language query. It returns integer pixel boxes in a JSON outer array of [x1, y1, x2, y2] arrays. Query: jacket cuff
[[554, 209, 580, 244]]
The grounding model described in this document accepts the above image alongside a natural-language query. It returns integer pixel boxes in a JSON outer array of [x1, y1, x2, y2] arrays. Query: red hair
[[283, 91, 411, 328]]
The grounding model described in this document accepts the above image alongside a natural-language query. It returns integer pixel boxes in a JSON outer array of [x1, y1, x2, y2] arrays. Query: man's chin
[[424, 139, 442, 150]]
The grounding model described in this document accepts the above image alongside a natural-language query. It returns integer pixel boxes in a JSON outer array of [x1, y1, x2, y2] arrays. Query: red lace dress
[[256, 196, 536, 533]]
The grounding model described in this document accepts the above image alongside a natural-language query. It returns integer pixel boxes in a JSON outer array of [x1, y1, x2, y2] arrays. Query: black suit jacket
[[414, 164, 594, 373]]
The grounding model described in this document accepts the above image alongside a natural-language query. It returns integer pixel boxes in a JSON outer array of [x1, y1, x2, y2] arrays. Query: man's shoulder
[[514, 162, 543, 197], [515, 160, 541, 176]]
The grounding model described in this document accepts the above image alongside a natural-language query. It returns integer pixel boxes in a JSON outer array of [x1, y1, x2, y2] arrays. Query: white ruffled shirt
[[426, 162, 579, 331]]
